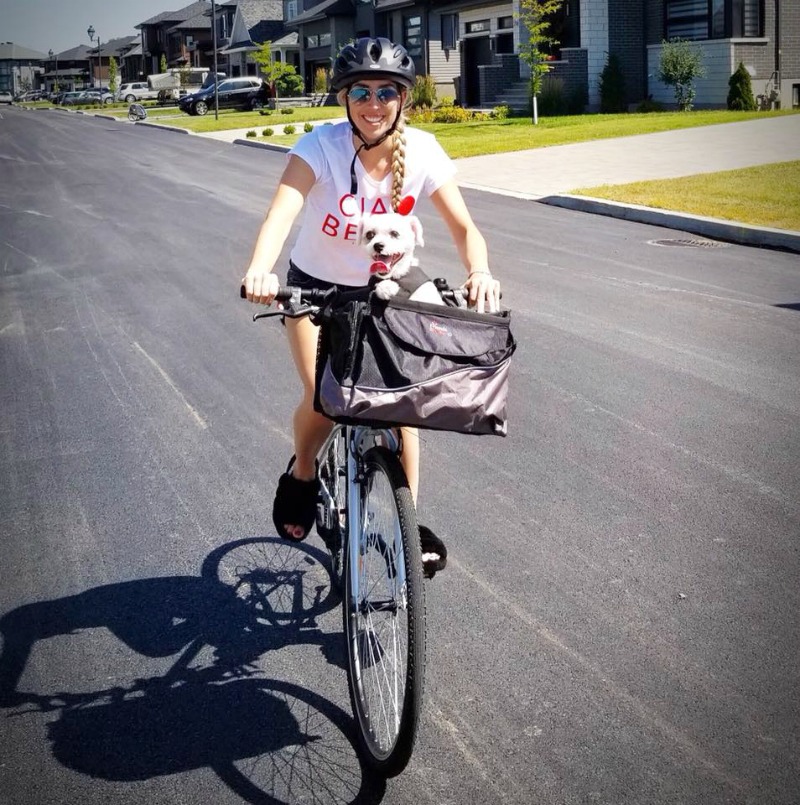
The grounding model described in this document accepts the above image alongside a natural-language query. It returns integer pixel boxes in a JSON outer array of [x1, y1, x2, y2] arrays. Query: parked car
[[117, 82, 159, 103], [61, 89, 113, 106], [0, 90, 13, 104], [14, 90, 45, 102], [178, 77, 263, 116], [55, 91, 85, 105]]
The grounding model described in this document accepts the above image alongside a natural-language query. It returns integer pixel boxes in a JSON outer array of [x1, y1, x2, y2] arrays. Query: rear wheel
[[344, 446, 425, 776], [125, 93, 136, 103]]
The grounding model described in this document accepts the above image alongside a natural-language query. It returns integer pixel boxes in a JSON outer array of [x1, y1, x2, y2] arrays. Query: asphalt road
[[1, 106, 799, 805]]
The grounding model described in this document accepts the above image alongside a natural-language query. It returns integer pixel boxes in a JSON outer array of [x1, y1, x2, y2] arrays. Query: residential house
[[0, 42, 48, 95], [41, 45, 93, 94], [218, 0, 299, 78], [137, 0, 294, 83], [138, 1, 217, 75], [283, 0, 796, 111], [85, 37, 142, 89]]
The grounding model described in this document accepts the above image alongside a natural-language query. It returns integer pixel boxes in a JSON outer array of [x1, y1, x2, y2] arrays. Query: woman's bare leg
[[278, 316, 332, 538], [399, 426, 420, 505]]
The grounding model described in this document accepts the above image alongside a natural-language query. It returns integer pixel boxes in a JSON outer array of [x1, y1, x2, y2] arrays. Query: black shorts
[[286, 262, 363, 292]]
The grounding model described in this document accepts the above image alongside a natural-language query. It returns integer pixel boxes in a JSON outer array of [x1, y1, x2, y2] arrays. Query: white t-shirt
[[288, 121, 456, 286]]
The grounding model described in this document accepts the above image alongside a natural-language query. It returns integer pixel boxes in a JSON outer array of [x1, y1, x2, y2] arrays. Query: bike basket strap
[[313, 295, 516, 436]]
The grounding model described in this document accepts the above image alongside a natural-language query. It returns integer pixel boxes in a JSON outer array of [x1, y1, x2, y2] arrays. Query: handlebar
[[240, 282, 469, 321]]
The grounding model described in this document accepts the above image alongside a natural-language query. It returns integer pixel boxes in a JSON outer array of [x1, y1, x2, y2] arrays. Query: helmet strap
[[346, 98, 402, 196]]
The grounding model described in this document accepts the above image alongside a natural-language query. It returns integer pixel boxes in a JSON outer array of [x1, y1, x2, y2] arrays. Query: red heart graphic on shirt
[[397, 196, 416, 216]]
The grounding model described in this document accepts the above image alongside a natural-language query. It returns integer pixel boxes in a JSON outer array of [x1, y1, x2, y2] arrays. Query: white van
[[117, 82, 159, 102]]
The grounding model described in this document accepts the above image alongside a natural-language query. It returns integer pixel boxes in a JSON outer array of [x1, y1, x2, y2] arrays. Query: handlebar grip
[[239, 284, 294, 301]]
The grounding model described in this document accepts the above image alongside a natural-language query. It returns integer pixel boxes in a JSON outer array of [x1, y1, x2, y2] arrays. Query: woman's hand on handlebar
[[463, 270, 501, 314], [241, 269, 280, 305]]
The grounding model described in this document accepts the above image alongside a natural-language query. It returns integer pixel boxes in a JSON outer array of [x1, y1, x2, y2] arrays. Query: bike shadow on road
[[0, 537, 387, 804]]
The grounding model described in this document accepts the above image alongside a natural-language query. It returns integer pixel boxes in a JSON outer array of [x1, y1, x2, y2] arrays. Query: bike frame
[[317, 422, 402, 584]]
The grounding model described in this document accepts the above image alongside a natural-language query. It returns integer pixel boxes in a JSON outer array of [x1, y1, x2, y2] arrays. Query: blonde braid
[[390, 115, 407, 212]]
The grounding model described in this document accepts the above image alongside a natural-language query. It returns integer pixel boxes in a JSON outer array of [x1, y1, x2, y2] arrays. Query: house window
[[465, 20, 490, 34], [404, 15, 423, 58], [441, 13, 458, 50], [665, 0, 709, 39], [287, 0, 298, 19], [498, 16, 514, 30], [306, 35, 319, 48], [320, 32, 331, 46], [666, 0, 763, 40]]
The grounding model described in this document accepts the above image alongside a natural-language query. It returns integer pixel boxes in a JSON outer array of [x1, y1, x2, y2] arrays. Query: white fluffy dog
[[357, 212, 443, 305]]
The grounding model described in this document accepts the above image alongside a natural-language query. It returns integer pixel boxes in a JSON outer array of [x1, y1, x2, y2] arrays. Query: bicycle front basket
[[314, 295, 516, 436]]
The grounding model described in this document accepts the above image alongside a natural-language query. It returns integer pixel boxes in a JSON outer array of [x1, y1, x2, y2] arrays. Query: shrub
[[635, 96, 665, 113], [432, 103, 472, 123], [407, 105, 435, 124], [303, 122, 314, 133], [276, 71, 305, 97], [727, 62, 756, 111], [537, 75, 566, 116], [491, 104, 510, 119], [259, 109, 272, 117], [246, 129, 257, 138], [283, 124, 296, 134], [599, 54, 626, 113], [280, 107, 293, 114], [658, 38, 705, 111], [313, 67, 328, 94], [412, 75, 437, 108], [262, 127, 274, 136]]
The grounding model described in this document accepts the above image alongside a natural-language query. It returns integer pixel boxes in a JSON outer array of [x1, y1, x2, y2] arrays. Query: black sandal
[[420, 525, 447, 579], [272, 457, 319, 542]]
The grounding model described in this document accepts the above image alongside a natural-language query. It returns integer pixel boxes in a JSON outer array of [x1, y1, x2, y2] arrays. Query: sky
[[0, 0, 186, 55]]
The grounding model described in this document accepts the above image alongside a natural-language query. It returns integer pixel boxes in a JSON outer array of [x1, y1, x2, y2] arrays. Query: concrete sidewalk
[[458, 114, 800, 253]]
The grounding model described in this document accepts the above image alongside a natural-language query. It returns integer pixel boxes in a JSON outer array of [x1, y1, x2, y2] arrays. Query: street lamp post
[[48, 49, 59, 94], [87, 25, 101, 88]]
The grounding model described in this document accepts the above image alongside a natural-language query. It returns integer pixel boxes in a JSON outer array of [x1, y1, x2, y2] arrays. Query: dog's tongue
[[370, 261, 389, 275]]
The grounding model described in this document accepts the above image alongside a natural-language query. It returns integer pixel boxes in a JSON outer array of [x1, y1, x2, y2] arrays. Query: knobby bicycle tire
[[343, 445, 426, 777]]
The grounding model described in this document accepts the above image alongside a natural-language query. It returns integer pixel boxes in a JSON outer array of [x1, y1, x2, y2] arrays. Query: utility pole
[[211, 0, 219, 119]]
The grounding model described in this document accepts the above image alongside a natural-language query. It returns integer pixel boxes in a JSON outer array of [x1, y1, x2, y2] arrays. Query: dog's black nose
[[374, 243, 384, 254]]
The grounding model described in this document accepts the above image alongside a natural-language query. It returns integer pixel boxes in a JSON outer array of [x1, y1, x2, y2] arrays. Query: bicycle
[[127, 103, 147, 122], [245, 283, 457, 776]]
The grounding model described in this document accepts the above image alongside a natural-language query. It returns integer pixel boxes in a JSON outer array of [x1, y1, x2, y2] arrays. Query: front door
[[463, 37, 492, 106]]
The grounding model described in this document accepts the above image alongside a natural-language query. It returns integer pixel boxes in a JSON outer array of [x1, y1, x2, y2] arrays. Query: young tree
[[727, 61, 756, 111], [108, 56, 118, 95], [251, 40, 302, 103], [517, 0, 564, 124], [658, 39, 705, 111], [159, 54, 168, 74]]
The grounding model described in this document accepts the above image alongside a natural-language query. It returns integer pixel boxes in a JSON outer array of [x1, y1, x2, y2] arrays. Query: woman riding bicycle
[[241, 37, 501, 576]]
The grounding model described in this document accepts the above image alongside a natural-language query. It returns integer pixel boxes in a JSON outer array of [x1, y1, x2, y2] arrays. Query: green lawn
[[229, 109, 794, 158], [159, 106, 345, 132], [574, 161, 800, 232]]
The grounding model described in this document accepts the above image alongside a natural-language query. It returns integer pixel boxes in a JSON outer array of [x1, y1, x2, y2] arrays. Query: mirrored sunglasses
[[347, 85, 400, 105]]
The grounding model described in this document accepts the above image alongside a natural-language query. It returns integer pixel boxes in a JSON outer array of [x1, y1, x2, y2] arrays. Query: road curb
[[232, 138, 291, 152], [540, 194, 800, 255], [135, 121, 192, 135]]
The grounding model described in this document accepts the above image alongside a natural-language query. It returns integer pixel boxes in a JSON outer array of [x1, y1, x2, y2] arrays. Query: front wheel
[[316, 428, 347, 591], [344, 446, 425, 777], [194, 100, 208, 116]]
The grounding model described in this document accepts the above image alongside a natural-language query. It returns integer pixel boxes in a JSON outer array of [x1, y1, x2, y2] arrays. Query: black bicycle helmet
[[331, 37, 416, 91]]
